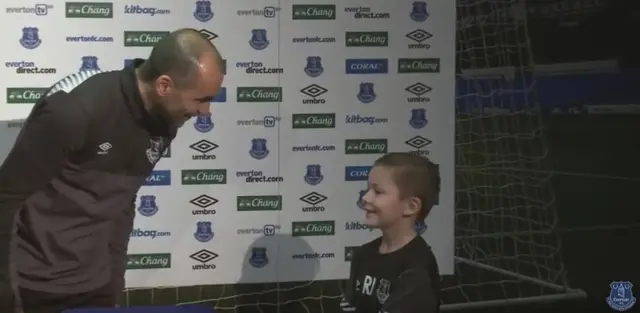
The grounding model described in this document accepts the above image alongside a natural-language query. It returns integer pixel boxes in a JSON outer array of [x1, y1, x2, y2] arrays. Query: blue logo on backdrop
[[249, 247, 269, 268], [124, 59, 135, 68], [357, 82, 376, 103], [194, 221, 214, 242], [19, 27, 41, 49], [144, 170, 171, 186], [211, 87, 226, 102], [304, 56, 324, 77], [194, 113, 214, 133], [79, 56, 100, 71], [304, 164, 324, 185], [193, 0, 213, 22], [409, 108, 427, 129], [137, 195, 159, 217], [345, 59, 388, 74], [607, 281, 636, 312], [345, 166, 371, 181], [249, 138, 269, 160], [249, 29, 269, 50], [410, 1, 429, 22], [357, 190, 367, 210], [415, 221, 427, 235]]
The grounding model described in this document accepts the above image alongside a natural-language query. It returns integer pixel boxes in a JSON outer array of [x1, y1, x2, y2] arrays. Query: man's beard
[[149, 99, 181, 128]]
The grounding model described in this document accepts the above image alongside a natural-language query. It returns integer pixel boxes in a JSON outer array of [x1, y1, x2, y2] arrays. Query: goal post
[[449, 0, 587, 308], [448, 63, 588, 310]]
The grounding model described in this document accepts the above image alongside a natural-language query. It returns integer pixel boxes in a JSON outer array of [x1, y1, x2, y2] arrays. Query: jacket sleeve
[[0, 92, 89, 310], [379, 267, 439, 313], [108, 197, 136, 299]]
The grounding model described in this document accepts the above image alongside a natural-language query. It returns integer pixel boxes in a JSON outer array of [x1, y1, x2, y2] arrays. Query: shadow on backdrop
[[0, 119, 25, 161], [233, 233, 336, 313]]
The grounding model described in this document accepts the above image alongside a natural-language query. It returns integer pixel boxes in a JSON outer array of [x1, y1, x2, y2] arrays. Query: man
[[0, 28, 224, 312]]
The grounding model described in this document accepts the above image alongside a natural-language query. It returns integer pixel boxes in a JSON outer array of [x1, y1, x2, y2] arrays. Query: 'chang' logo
[[292, 221, 335, 236], [65, 2, 113, 18], [237, 87, 282, 102], [292, 4, 335, 20], [398, 58, 439, 73], [292, 113, 335, 129], [181, 169, 227, 185], [124, 31, 170, 47], [345, 139, 387, 154], [237, 195, 282, 211], [6, 87, 47, 103], [345, 31, 388, 47]]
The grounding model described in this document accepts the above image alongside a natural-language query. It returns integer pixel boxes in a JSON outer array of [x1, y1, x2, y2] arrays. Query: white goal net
[[121, 0, 586, 311]]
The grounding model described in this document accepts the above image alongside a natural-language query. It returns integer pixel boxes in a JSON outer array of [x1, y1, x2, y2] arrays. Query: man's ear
[[154, 75, 174, 96]]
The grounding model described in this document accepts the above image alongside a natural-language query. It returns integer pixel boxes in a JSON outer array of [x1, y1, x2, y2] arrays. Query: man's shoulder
[[46, 70, 103, 96], [63, 70, 121, 98], [48, 70, 122, 117]]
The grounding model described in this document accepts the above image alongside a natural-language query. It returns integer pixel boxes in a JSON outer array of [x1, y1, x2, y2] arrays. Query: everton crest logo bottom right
[[607, 281, 636, 312]]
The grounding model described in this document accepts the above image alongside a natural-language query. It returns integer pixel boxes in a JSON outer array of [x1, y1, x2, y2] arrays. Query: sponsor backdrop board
[[0, 0, 455, 288]]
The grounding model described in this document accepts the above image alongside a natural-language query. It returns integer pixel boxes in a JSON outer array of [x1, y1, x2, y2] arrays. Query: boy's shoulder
[[360, 236, 382, 250], [404, 236, 433, 256], [353, 236, 382, 258], [353, 236, 436, 262], [407, 237, 440, 273], [362, 236, 382, 248]]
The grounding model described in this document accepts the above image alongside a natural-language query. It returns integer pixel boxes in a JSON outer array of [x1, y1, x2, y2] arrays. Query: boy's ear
[[404, 197, 422, 216]]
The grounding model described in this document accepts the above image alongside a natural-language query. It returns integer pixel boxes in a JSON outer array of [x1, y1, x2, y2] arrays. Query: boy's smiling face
[[361, 166, 420, 229]]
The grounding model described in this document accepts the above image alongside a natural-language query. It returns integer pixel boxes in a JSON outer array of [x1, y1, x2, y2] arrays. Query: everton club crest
[[194, 221, 214, 243], [137, 195, 158, 217], [249, 138, 269, 160], [607, 281, 636, 312], [193, 0, 213, 22], [249, 247, 269, 268], [304, 164, 323, 185], [304, 56, 323, 78]]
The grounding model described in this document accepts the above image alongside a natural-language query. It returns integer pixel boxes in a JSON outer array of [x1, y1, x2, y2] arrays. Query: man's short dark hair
[[138, 28, 218, 88]]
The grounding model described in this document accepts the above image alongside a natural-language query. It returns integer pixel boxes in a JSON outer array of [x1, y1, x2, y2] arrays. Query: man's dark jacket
[[0, 59, 176, 309]]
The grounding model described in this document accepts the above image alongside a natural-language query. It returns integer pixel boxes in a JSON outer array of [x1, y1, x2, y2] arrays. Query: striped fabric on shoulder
[[45, 69, 103, 97]]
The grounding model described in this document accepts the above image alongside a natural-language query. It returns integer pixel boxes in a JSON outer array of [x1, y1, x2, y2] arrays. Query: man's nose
[[197, 103, 211, 115]]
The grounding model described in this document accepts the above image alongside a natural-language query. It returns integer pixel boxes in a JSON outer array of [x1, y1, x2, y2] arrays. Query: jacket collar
[[120, 58, 177, 138], [120, 58, 147, 122]]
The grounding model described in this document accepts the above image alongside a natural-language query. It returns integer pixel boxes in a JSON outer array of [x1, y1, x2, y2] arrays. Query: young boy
[[344, 152, 441, 313]]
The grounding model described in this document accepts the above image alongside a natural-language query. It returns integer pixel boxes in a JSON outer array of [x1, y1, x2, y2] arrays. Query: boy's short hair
[[373, 152, 441, 220]]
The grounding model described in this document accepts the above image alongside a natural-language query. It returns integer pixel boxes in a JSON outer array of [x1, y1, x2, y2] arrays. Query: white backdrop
[[0, 0, 455, 288]]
